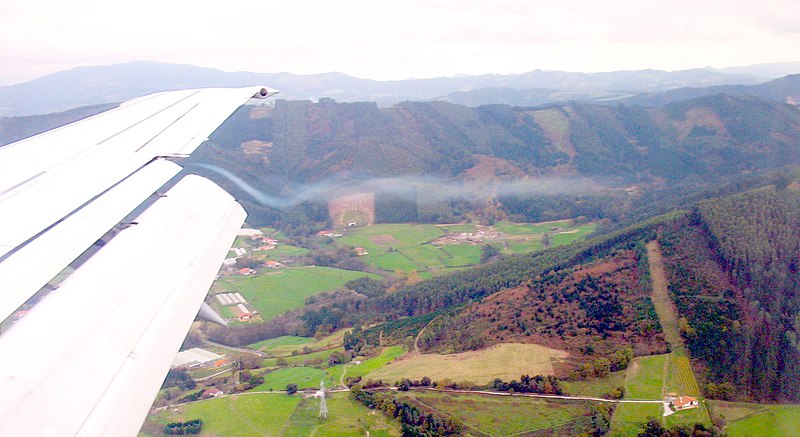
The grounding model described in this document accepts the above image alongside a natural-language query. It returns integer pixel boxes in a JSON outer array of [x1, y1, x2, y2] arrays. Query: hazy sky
[[2, 0, 799, 85]]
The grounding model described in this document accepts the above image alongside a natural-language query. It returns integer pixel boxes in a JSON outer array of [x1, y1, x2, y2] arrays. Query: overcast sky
[[2, 0, 799, 85]]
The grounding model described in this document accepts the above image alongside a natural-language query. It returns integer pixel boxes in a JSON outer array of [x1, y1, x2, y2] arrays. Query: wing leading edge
[[0, 86, 277, 436]]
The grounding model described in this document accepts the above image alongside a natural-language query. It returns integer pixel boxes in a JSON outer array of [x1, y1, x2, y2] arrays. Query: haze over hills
[[2, 60, 795, 116], [6, 61, 800, 435]]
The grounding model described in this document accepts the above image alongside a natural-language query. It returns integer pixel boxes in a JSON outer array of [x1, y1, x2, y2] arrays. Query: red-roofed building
[[670, 396, 699, 410]]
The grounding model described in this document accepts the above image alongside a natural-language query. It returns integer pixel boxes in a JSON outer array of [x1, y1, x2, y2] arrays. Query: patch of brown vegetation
[[427, 250, 666, 358], [674, 107, 729, 141], [241, 140, 272, 155], [328, 192, 375, 226], [462, 154, 527, 181], [248, 106, 272, 119], [528, 109, 577, 158]]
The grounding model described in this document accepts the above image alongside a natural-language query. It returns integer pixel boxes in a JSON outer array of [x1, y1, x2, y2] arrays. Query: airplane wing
[[0, 86, 278, 436]]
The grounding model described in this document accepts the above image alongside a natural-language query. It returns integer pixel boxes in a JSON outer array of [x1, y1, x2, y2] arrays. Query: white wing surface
[[0, 86, 277, 436]]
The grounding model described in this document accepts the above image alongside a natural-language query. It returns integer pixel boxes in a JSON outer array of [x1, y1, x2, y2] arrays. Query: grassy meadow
[[709, 401, 800, 437], [366, 343, 568, 384], [397, 390, 593, 436], [561, 370, 627, 398], [334, 220, 597, 274], [140, 392, 400, 437], [214, 267, 378, 320]]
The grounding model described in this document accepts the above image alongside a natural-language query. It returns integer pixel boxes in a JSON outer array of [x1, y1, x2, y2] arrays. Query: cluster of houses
[[220, 228, 287, 274], [251, 234, 278, 251]]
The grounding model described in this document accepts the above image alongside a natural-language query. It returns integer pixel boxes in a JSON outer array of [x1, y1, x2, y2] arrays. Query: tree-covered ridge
[[199, 94, 800, 189], [696, 187, 800, 401], [657, 186, 800, 402]]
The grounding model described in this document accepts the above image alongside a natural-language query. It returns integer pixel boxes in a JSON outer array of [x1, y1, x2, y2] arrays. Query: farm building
[[237, 228, 264, 237], [222, 258, 237, 266], [202, 388, 224, 398], [172, 348, 223, 368], [670, 396, 699, 410], [233, 247, 247, 257]]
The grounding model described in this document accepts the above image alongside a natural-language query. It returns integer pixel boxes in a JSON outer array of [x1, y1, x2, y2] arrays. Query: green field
[[141, 394, 301, 436], [437, 244, 482, 266], [250, 329, 349, 355], [248, 336, 314, 353], [283, 393, 400, 437], [709, 402, 800, 436], [624, 355, 667, 400], [398, 391, 593, 436], [609, 355, 667, 436], [252, 244, 309, 262], [254, 366, 334, 391], [335, 220, 597, 274], [215, 267, 378, 320], [504, 238, 544, 253], [337, 223, 451, 273], [140, 392, 400, 436], [347, 345, 407, 380], [550, 222, 598, 246], [436, 224, 478, 234], [493, 219, 574, 235], [262, 347, 346, 369], [561, 370, 627, 398], [610, 402, 663, 437]]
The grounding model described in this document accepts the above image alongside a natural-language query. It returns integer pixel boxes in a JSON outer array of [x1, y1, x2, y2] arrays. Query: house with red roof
[[670, 396, 699, 410]]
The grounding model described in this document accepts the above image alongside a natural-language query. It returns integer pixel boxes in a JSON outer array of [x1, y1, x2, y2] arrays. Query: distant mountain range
[[2, 60, 799, 116]]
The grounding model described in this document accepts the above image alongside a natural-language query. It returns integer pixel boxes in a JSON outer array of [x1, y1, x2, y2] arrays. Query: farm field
[[621, 354, 668, 400], [366, 343, 568, 384], [249, 329, 349, 355], [561, 370, 627, 397], [396, 390, 594, 436], [550, 222, 598, 246], [140, 392, 400, 437], [248, 336, 314, 353], [283, 393, 400, 437], [261, 347, 346, 369], [610, 402, 663, 437], [252, 244, 309, 262], [493, 219, 574, 235], [140, 393, 301, 436], [709, 402, 800, 437], [608, 352, 712, 435], [665, 351, 700, 397], [254, 366, 336, 391], [335, 220, 597, 274], [345, 345, 406, 380], [214, 266, 378, 320]]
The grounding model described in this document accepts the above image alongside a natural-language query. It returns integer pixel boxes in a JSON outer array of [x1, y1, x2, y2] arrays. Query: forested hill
[[197, 93, 800, 189]]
